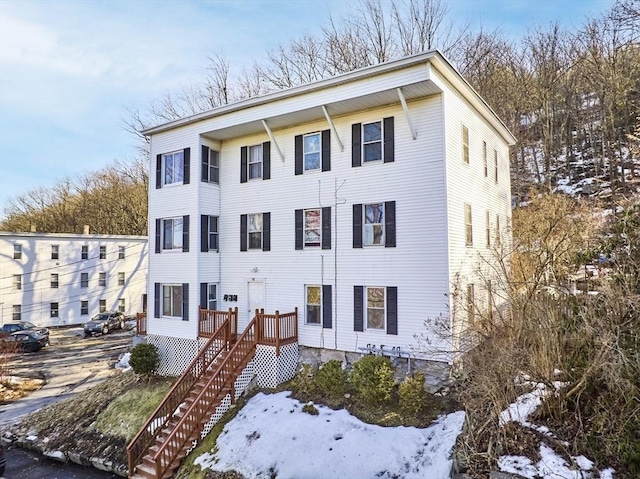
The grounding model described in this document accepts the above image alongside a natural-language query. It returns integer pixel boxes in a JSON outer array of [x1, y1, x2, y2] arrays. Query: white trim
[[322, 105, 343, 152], [261, 119, 284, 161], [397, 87, 417, 140]]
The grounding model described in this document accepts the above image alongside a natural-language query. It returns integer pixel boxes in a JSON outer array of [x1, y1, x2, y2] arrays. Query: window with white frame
[[163, 284, 183, 317], [118, 298, 125, 313], [99, 299, 106, 313], [305, 285, 321, 325], [99, 245, 106, 259], [99, 272, 106, 287], [13, 305, 21, 321], [304, 209, 321, 247], [465, 204, 473, 246], [81, 272, 89, 288], [14, 244, 22, 259], [494, 150, 499, 183], [462, 125, 469, 164], [118, 272, 125, 286], [51, 302, 59, 318], [304, 133, 321, 171], [362, 121, 382, 162], [51, 273, 59, 288], [163, 150, 185, 185], [51, 244, 59, 259], [207, 284, 217, 310], [81, 300, 89, 316], [207, 216, 219, 251], [118, 246, 125, 259], [486, 280, 493, 321], [366, 287, 385, 330], [467, 284, 475, 323], [163, 217, 184, 250], [495, 214, 501, 246], [81, 245, 88, 260], [204, 149, 220, 183], [248, 213, 263, 249], [364, 203, 385, 246], [486, 210, 491, 247], [483, 141, 488, 177], [248, 145, 263, 180], [13, 274, 21, 290]]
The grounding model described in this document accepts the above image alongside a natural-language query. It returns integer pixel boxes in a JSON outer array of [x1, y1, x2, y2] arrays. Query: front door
[[247, 280, 265, 318]]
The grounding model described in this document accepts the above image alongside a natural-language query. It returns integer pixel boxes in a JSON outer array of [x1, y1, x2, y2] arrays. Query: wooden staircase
[[127, 308, 298, 479]]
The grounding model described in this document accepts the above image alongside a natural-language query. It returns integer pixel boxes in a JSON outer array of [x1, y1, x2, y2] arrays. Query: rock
[[91, 457, 113, 472], [44, 450, 67, 462], [490, 472, 529, 479]]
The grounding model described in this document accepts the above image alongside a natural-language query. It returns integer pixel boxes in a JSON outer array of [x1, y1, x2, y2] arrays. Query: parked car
[[0, 321, 50, 345], [0, 439, 5, 475], [84, 311, 126, 337], [3, 330, 49, 352]]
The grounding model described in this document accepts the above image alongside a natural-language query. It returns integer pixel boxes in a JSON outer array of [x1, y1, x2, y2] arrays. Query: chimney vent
[[83, 225, 90, 235]]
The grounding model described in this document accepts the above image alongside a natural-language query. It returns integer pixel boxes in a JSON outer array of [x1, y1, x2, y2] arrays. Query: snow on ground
[[195, 391, 465, 479], [115, 352, 131, 370]]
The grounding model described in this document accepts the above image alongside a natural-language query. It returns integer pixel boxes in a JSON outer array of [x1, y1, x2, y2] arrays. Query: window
[[162, 150, 185, 185], [99, 272, 106, 287], [240, 213, 270, 252], [494, 150, 499, 183], [240, 142, 270, 183], [51, 273, 59, 288], [467, 284, 475, 323], [118, 246, 125, 259], [354, 286, 397, 334], [304, 133, 321, 170], [51, 302, 59, 318], [248, 213, 262, 249], [51, 244, 59, 259], [486, 210, 491, 247], [81, 272, 89, 288], [163, 217, 184, 250], [462, 125, 469, 164], [366, 287, 385, 330], [295, 130, 330, 174], [465, 204, 473, 246], [483, 141, 488, 177], [81, 245, 88, 260], [81, 300, 89, 316], [352, 117, 394, 167], [163, 284, 183, 317], [14, 244, 22, 259], [99, 299, 106, 313], [495, 214, 501, 246], [201, 146, 220, 183], [295, 207, 331, 250], [99, 245, 106, 259], [201, 215, 219, 252], [118, 298, 125, 313], [306, 286, 321, 325], [304, 209, 321, 247], [13, 305, 21, 321], [353, 202, 396, 248], [118, 272, 125, 286], [486, 280, 493, 321], [207, 284, 217, 310], [13, 274, 21, 290]]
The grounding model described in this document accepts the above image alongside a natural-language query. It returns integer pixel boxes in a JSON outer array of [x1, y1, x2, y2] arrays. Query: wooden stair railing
[[143, 315, 260, 479], [126, 311, 234, 477]]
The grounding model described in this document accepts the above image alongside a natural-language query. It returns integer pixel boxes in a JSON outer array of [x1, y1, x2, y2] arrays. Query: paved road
[[2, 445, 120, 479]]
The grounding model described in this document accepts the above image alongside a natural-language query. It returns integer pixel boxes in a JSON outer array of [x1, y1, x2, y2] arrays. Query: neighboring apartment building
[[0, 232, 148, 328], [143, 50, 516, 375]]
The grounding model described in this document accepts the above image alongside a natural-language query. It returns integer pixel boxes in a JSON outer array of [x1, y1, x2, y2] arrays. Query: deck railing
[[255, 308, 298, 356], [135, 312, 147, 336], [199, 307, 238, 338]]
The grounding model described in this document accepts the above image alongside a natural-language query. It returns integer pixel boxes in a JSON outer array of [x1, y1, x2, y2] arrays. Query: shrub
[[290, 363, 317, 397], [129, 343, 160, 376], [348, 355, 395, 406], [314, 360, 347, 400], [399, 372, 426, 415], [302, 403, 319, 415]]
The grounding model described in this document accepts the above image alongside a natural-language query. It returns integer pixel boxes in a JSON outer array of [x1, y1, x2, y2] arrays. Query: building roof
[[0, 231, 147, 241]]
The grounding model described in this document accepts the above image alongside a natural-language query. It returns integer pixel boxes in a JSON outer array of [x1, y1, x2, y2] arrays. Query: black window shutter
[[156, 154, 162, 189], [155, 219, 161, 253], [354, 286, 364, 332], [353, 204, 363, 248], [352, 123, 362, 167], [182, 215, 189, 252], [295, 209, 303, 250], [201, 215, 209, 252], [322, 284, 332, 329], [385, 201, 396, 248], [183, 148, 191, 184], [201, 145, 209, 182], [383, 117, 395, 163], [182, 283, 189, 321], [322, 129, 331, 172], [154, 283, 160, 318], [240, 214, 247, 251], [240, 146, 248, 183], [263, 141, 271, 180], [322, 206, 331, 250], [262, 212, 271, 251], [386, 286, 398, 335], [294, 135, 303, 175], [200, 282, 208, 310]]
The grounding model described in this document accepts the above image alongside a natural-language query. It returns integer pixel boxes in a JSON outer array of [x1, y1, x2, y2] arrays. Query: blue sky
[[0, 0, 611, 219]]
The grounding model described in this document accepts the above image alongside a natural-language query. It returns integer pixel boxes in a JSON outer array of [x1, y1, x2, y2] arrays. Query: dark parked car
[[0, 440, 5, 475], [0, 321, 50, 345], [3, 330, 49, 352], [84, 311, 126, 337]]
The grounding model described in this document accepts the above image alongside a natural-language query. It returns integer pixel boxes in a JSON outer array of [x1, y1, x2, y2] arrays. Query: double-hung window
[[304, 133, 321, 171], [118, 298, 125, 313], [295, 130, 330, 174], [201, 215, 219, 252], [51, 273, 59, 288], [13, 305, 21, 321], [81, 245, 88, 260], [366, 287, 385, 330], [248, 213, 263, 249], [240, 142, 270, 182], [201, 146, 220, 183], [467, 284, 475, 323], [163, 150, 185, 185], [81, 272, 89, 288], [304, 209, 321, 247], [163, 217, 184, 250], [353, 202, 396, 248], [240, 212, 271, 252], [363, 121, 382, 162], [99, 299, 106, 313], [354, 286, 397, 334], [99, 272, 106, 287], [306, 286, 321, 325], [118, 272, 125, 286], [51, 245, 59, 260], [14, 244, 22, 259], [295, 207, 331, 250], [13, 274, 21, 290], [118, 246, 125, 259], [51, 302, 59, 318], [486, 210, 491, 247], [483, 141, 488, 177], [494, 150, 499, 183], [81, 300, 89, 316], [248, 145, 263, 180], [351, 117, 394, 167], [462, 125, 470, 164], [465, 204, 473, 246], [364, 203, 384, 246], [99, 245, 106, 259], [163, 284, 183, 318]]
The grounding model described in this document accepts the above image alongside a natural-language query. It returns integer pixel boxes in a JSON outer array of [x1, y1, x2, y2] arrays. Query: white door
[[247, 281, 265, 318]]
